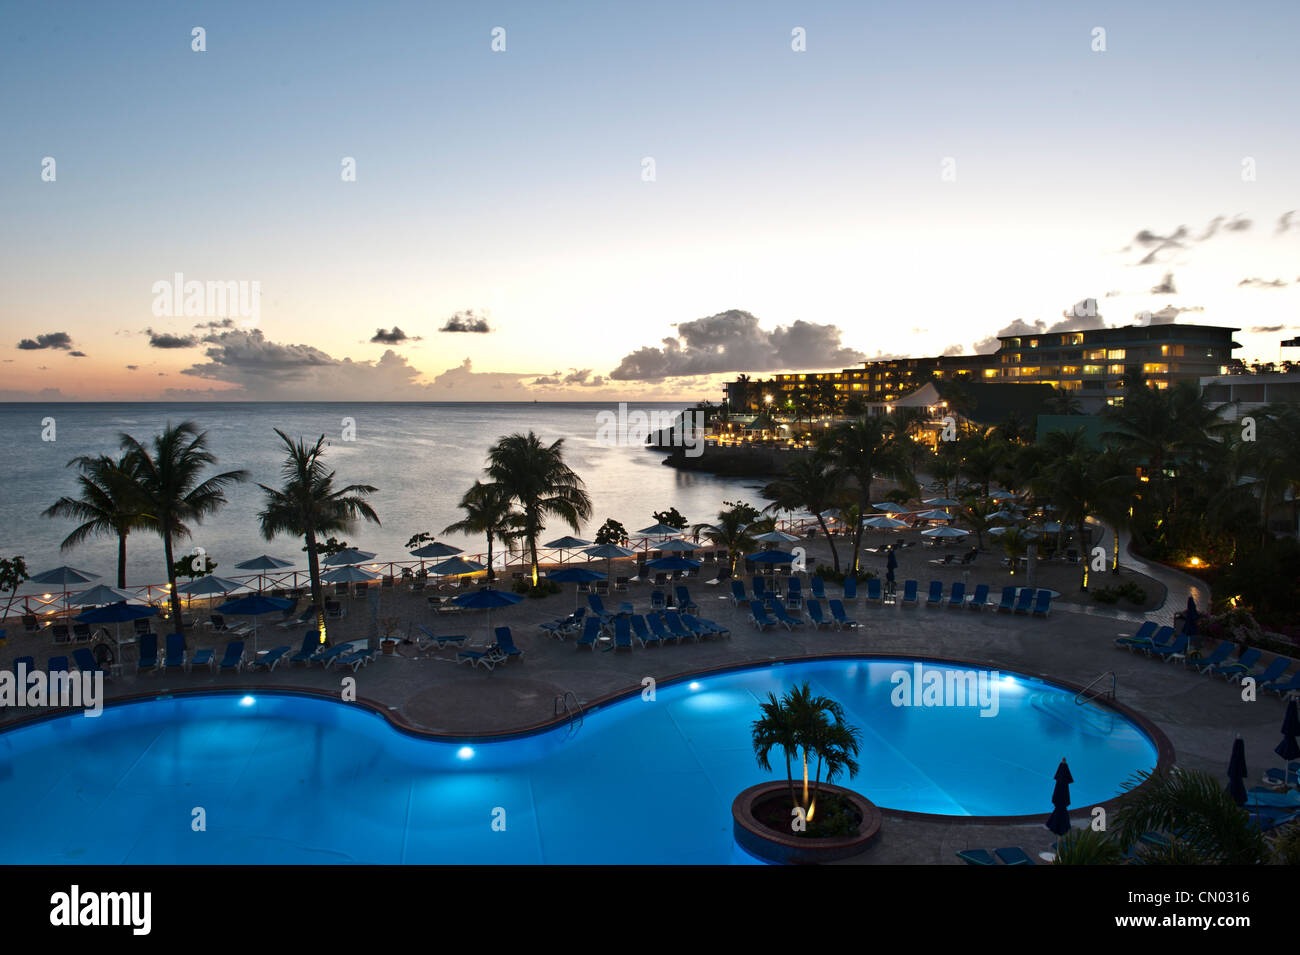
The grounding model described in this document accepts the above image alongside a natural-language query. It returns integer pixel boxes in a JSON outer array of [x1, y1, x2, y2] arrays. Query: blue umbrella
[[746, 549, 795, 564], [234, 554, 295, 592], [656, 539, 700, 552], [583, 543, 636, 579], [1045, 758, 1074, 835], [1277, 701, 1300, 762], [216, 594, 294, 652], [546, 566, 606, 608], [1227, 737, 1248, 806], [30, 565, 100, 587], [638, 522, 683, 537], [453, 587, 525, 637], [69, 584, 134, 607], [74, 601, 158, 652], [645, 555, 703, 572], [322, 548, 377, 566]]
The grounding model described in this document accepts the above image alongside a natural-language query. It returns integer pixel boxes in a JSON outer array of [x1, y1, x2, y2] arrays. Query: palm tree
[[255, 430, 379, 639], [1250, 402, 1300, 544], [442, 481, 522, 582], [820, 416, 911, 573], [43, 453, 154, 587], [752, 690, 801, 810], [997, 525, 1032, 575], [958, 494, 997, 550], [692, 505, 773, 576], [761, 454, 845, 572], [751, 682, 862, 822], [1044, 389, 1083, 415], [485, 432, 592, 585], [1111, 769, 1271, 865], [120, 422, 247, 635]]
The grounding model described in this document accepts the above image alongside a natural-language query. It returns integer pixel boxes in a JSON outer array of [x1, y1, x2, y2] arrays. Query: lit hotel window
[[1085, 349, 1105, 361], [1108, 364, 1124, 375], [1069, 333, 1084, 345], [983, 369, 999, 378], [1142, 363, 1169, 374], [1083, 364, 1103, 375], [1107, 349, 1126, 360]]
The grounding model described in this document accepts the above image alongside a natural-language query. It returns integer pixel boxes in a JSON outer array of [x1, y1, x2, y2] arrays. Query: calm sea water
[[0, 402, 755, 588]]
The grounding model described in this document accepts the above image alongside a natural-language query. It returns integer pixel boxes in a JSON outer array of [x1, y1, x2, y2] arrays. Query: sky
[[2, 0, 1299, 401]]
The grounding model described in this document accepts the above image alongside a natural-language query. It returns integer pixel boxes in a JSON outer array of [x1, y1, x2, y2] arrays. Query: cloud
[[440, 309, 492, 333], [192, 318, 235, 330], [0, 387, 66, 400], [1138, 305, 1204, 325], [530, 367, 607, 388], [16, 331, 73, 350], [971, 303, 1106, 353], [1128, 215, 1250, 265], [126, 364, 139, 371], [1238, 277, 1288, 289], [609, 309, 864, 381], [69, 351, 87, 357], [941, 344, 964, 356], [1198, 215, 1251, 240], [1150, 272, 1177, 294], [369, 326, 420, 344], [1249, 324, 1287, 333], [1277, 211, 1297, 234], [146, 328, 200, 348]]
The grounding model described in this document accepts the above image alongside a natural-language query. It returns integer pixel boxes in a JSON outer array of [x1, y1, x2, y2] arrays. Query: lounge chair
[[248, 645, 291, 671], [277, 605, 317, 630], [189, 647, 215, 671], [333, 647, 376, 671], [21, 614, 42, 633], [828, 599, 857, 630], [967, 584, 990, 610], [72, 648, 108, 677], [650, 589, 667, 611], [217, 641, 246, 672], [615, 576, 630, 592], [686, 614, 730, 638], [765, 599, 805, 631], [133, 617, 154, 637], [1013, 588, 1034, 614], [493, 627, 525, 660], [576, 617, 602, 651], [1192, 641, 1233, 672], [1245, 657, 1291, 688], [611, 617, 633, 650], [807, 599, 831, 629], [1264, 671, 1300, 696], [785, 578, 803, 609], [677, 614, 710, 640], [1136, 625, 1177, 656], [993, 847, 1036, 866], [137, 633, 159, 672], [631, 615, 659, 647], [955, 849, 997, 866], [749, 600, 776, 631], [810, 577, 827, 601], [1263, 762, 1300, 788], [675, 586, 697, 614], [900, 580, 919, 607], [72, 623, 92, 642], [647, 613, 676, 644], [313, 642, 355, 668], [162, 633, 186, 671], [616, 601, 635, 617], [587, 593, 614, 622], [456, 646, 503, 670], [842, 577, 857, 601], [664, 611, 699, 642], [1031, 590, 1052, 617], [48, 655, 71, 674], [324, 600, 346, 619], [416, 624, 468, 650], [1115, 621, 1158, 650], [290, 630, 324, 664], [865, 578, 883, 605], [730, 580, 748, 606], [751, 577, 768, 603], [947, 581, 966, 609], [925, 580, 943, 608], [1148, 634, 1189, 662], [51, 624, 71, 643], [996, 586, 1016, 613], [1212, 647, 1262, 681]]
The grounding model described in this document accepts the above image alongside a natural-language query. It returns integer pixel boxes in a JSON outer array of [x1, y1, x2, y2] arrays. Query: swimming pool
[[0, 657, 1159, 864]]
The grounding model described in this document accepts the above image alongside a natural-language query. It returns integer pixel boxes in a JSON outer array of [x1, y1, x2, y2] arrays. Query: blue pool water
[[0, 658, 1158, 864]]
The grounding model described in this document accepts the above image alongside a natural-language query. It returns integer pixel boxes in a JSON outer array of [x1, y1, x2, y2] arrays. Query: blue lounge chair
[[900, 580, 918, 607], [996, 586, 1016, 613], [650, 590, 667, 611], [611, 616, 633, 650], [751, 576, 768, 602], [749, 600, 776, 631], [493, 627, 524, 660], [842, 577, 858, 601], [1246, 787, 1300, 809], [72, 648, 107, 677], [1246, 656, 1291, 688], [664, 611, 698, 642], [587, 593, 612, 620], [189, 647, 215, 671], [1192, 641, 1233, 672], [956, 849, 997, 866], [1148, 634, 1189, 662], [947, 581, 966, 609], [314, 642, 355, 668], [688, 615, 730, 638], [290, 630, 323, 663], [765, 599, 805, 631], [925, 580, 943, 608], [678, 614, 710, 640], [807, 599, 830, 629], [1212, 647, 1262, 681], [630, 615, 659, 647], [993, 847, 1036, 866], [648, 613, 676, 644], [675, 586, 697, 614], [1263, 762, 1300, 788], [576, 618, 602, 651], [217, 641, 245, 672], [810, 577, 827, 600], [48, 655, 71, 674], [333, 647, 376, 671], [1013, 588, 1034, 614], [456, 646, 502, 670], [1115, 621, 1158, 650], [248, 645, 291, 671], [967, 583, 990, 610], [785, 578, 803, 609], [828, 599, 857, 630], [730, 580, 748, 606], [1031, 590, 1052, 617], [1264, 671, 1300, 696], [865, 578, 883, 605], [136, 633, 159, 672], [162, 633, 186, 671]]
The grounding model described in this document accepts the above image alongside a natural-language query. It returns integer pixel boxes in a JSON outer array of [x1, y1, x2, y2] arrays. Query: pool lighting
[[238, 695, 256, 707], [456, 746, 475, 761], [689, 682, 702, 691]]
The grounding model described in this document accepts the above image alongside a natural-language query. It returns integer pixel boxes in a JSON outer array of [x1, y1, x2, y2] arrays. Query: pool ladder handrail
[[554, 690, 583, 733], [1075, 671, 1116, 704]]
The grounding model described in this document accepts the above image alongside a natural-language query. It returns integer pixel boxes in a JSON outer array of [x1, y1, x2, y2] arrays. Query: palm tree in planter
[[752, 682, 863, 830]]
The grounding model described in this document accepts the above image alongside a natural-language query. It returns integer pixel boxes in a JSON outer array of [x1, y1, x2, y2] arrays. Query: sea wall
[[655, 443, 810, 476]]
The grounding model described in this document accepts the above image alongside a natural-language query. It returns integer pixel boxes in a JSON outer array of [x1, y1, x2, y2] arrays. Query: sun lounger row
[[1114, 625, 1299, 694], [573, 611, 731, 651], [956, 847, 1036, 865]]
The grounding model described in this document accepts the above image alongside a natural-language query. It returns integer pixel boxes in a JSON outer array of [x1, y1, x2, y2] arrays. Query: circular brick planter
[[733, 780, 881, 865]]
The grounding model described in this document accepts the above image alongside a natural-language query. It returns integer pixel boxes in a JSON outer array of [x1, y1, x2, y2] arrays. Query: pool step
[[1030, 691, 1144, 741]]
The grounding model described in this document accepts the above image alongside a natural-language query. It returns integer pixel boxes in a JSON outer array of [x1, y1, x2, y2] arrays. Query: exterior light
[[1189, 557, 1201, 567]]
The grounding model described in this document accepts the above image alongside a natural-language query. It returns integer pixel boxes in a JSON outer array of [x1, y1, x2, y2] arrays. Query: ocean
[[0, 402, 759, 589]]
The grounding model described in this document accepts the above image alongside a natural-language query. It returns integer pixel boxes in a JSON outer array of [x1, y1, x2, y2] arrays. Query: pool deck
[[1, 532, 1288, 865]]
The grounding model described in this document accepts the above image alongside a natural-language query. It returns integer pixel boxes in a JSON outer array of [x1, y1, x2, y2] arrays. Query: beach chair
[[216, 641, 246, 672], [828, 599, 857, 630], [664, 611, 698, 642], [955, 849, 997, 866], [248, 645, 291, 671], [1212, 647, 1262, 681], [188, 646, 216, 671], [1148, 634, 1189, 663], [896, 579, 917, 608], [289, 630, 323, 664], [1115, 621, 1158, 650], [1013, 589, 1034, 614], [277, 605, 317, 630], [865, 578, 883, 605], [842, 577, 858, 601], [609, 617, 633, 650], [587, 593, 613, 622], [996, 586, 1016, 613], [324, 600, 346, 619], [133, 616, 154, 637], [1245, 656, 1291, 688], [162, 633, 186, 671], [21, 614, 42, 633], [48, 655, 71, 675], [760, 599, 800, 631], [649, 589, 667, 611], [493, 627, 525, 660], [677, 613, 709, 640], [408, 576, 427, 594], [51, 624, 71, 643], [673, 586, 697, 614], [807, 599, 831, 629], [730, 580, 748, 606], [136, 633, 160, 672], [1190, 640, 1233, 672], [751, 577, 768, 603], [1264, 762, 1300, 788], [72, 648, 108, 678], [630, 615, 659, 647], [1138, 626, 1177, 656], [313, 642, 355, 668], [416, 624, 468, 650], [576, 618, 602, 651], [333, 647, 376, 672], [993, 847, 1036, 866], [810, 576, 827, 601], [72, 622, 92, 642], [1031, 590, 1052, 618], [615, 576, 630, 592], [1264, 671, 1300, 696], [688, 614, 730, 638], [785, 578, 803, 609], [925, 580, 943, 608], [456, 646, 503, 670], [648, 613, 676, 644], [967, 584, 990, 611], [749, 600, 776, 631]]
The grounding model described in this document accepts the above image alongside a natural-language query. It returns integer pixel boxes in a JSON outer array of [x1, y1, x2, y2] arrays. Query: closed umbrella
[[886, 548, 898, 572], [452, 587, 524, 639], [1227, 737, 1248, 806], [215, 594, 293, 653], [1277, 700, 1300, 762], [1045, 758, 1073, 836], [322, 548, 377, 566], [1183, 598, 1200, 639], [69, 585, 134, 607]]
